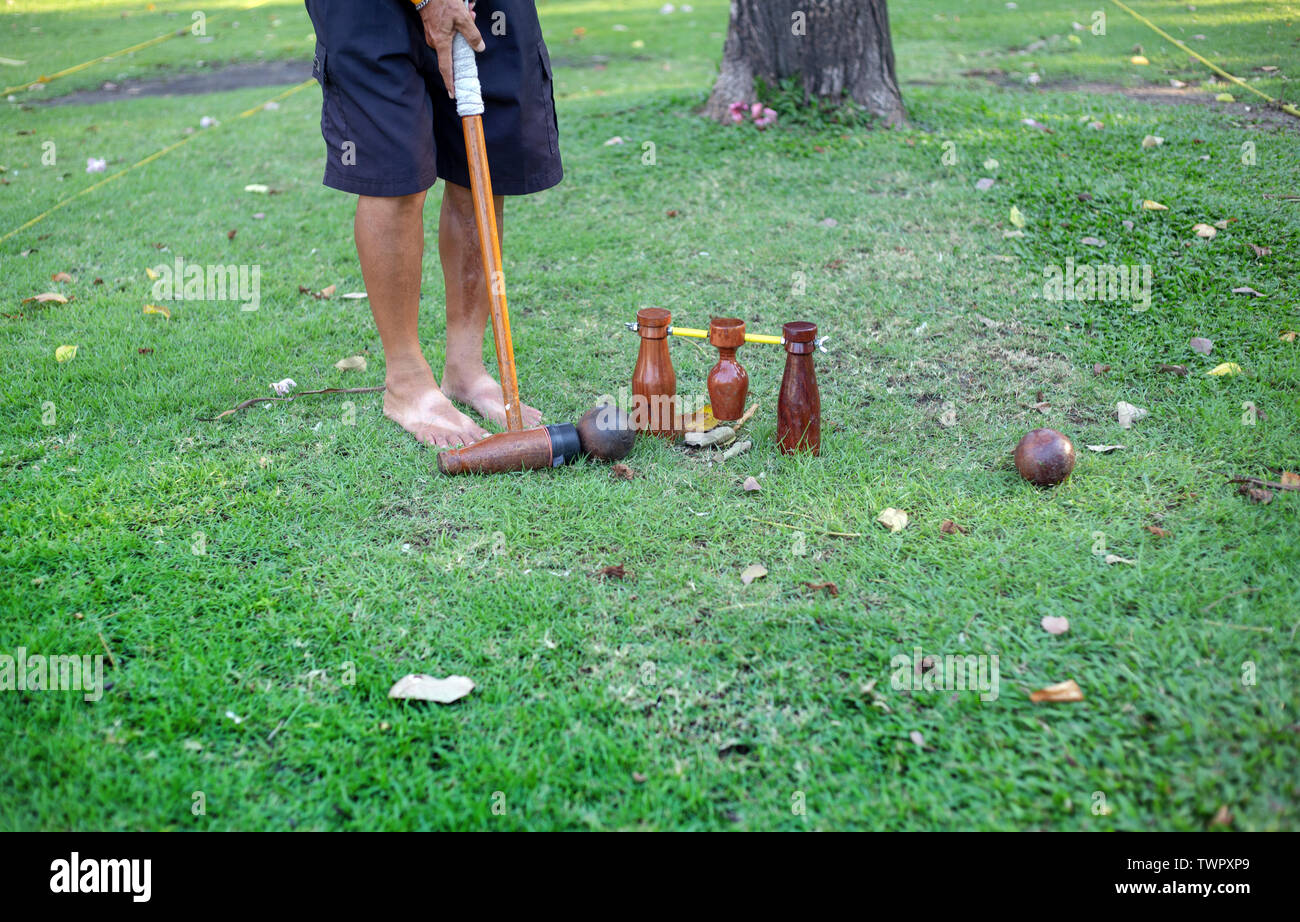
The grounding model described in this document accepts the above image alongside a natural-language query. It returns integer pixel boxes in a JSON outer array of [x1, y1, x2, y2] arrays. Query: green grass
[[1, 0, 1297, 830]]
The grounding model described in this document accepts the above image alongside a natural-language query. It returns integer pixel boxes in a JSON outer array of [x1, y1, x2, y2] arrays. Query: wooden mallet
[[451, 16, 524, 431]]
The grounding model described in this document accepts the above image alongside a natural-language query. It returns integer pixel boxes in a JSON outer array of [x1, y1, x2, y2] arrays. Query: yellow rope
[[2, 0, 277, 97], [1107, 0, 1300, 118], [0, 78, 315, 244]]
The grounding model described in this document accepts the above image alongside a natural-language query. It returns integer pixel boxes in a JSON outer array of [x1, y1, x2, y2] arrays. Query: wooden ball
[[1014, 428, 1076, 486]]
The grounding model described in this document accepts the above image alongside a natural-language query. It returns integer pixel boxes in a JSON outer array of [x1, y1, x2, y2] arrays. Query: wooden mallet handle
[[453, 26, 524, 431]]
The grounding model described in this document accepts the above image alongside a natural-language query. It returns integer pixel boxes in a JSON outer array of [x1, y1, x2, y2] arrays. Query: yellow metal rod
[[669, 326, 783, 345]]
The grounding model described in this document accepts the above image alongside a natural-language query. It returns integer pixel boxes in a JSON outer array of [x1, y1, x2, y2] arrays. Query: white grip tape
[[452, 31, 483, 117]]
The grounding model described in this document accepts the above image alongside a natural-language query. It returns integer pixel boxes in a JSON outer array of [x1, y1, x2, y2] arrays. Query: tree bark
[[705, 0, 905, 126]]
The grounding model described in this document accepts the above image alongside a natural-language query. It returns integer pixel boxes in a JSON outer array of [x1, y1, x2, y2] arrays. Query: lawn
[[1, 0, 1297, 831]]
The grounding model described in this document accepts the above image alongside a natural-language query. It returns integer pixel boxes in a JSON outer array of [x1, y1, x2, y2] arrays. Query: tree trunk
[[705, 0, 905, 126]]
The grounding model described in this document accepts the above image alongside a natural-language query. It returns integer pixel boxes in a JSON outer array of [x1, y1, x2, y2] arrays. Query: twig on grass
[[1204, 620, 1272, 633], [96, 631, 118, 669], [197, 386, 385, 421], [744, 516, 862, 538], [1226, 475, 1300, 491], [1199, 587, 1261, 614]]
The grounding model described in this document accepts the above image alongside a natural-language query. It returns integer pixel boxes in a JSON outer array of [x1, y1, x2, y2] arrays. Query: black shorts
[[304, 0, 563, 197]]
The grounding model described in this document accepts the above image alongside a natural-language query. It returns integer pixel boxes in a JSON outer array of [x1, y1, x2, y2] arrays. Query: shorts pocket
[[536, 40, 559, 157]]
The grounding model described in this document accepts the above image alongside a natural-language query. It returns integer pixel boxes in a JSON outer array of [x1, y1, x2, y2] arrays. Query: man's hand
[[420, 0, 485, 100]]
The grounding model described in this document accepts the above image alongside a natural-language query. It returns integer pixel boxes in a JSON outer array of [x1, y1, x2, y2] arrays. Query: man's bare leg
[[355, 191, 487, 448], [438, 180, 544, 428]]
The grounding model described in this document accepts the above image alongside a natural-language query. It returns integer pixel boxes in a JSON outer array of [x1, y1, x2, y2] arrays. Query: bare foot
[[442, 368, 543, 429], [384, 365, 488, 448]]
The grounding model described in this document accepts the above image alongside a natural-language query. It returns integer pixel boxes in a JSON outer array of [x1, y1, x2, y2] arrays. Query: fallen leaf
[[1206, 362, 1242, 377], [1030, 679, 1083, 703], [940, 519, 968, 535], [142, 303, 171, 319], [334, 355, 367, 372], [1231, 286, 1263, 298], [1156, 363, 1187, 375], [1141, 199, 1168, 211], [1189, 336, 1213, 355], [983, 158, 999, 170], [1280, 331, 1298, 342], [51, 271, 73, 282], [55, 344, 77, 363], [22, 292, 69, 304], [1117, 401, 1148, 429], [1087, 444, 1125, 453], [1130, 55, 1149, 65], [317, 284, 336, 299], [1192, 222, 1217, 238], [632, 772, 647, 783], [611, 463, 634, 480], [341, 292, 368, 299], [227, 229, 237, 240], [1086, 120, 1104, 130], [877, 508, 909, 533], [388, 674, 475, 704], [1041, 616, 1069, 635], [1238, 484, 1273, 504], [683, 425, 734, 448], [244, 183, 271, 194], [1093, 363, 1110, 376], [909, 730, 925, 747], [1141, 134, 1164, 148], [733, 403, 758, 430], [802, 581, 839, 597], [1080, 235, 1106, 247], [1280, 472, 1300, 488], [1146, 525, 1171, 538], [1247, 243, 1271, 258], [145, 267, 159, 280], [1009, 205, 1026, 228], [1215, 93, 1235, 102], [740, 563, 767, 585], [720, 439, 751, 460], [596, 564, 627, 580], [269, 378, 297, 397], [679, 406, 720, 432], [1104, 554, 1135, 565], [975, 177, 995, 191], [1020, 117, 1052, 133], [742, 476, 761, 492], [1076, 192, 1093, 202], [1209, 805, 1233, 828]]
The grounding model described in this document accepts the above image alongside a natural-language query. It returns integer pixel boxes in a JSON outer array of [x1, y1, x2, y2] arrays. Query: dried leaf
[[1093, 363, 1110, 376], [341, 292, 368, 299], [1087, 444, 1125, 453], [1146, 525, 1171, 538], [244, 183, 271, 194], [1192, 222, 1217, 238], [51, 271, 73, 282], [1141, 200, 1168, 211], [1156, 363, 1187, 375], [720, 439, 751, 460], [22, 292, 68, 304], [742, 476, 761, 492], [1247, 243, 1271, 258], [1130, 55, 1149, 65], [939, 519, 968, 535], [54, 344, 77, 363], [1189, 336, 1213, 355], [388, 673, 475, 704], [680, 406, 721, 432], [1215, 93, 1235, 102], [269, 378, 297, 397], [1230, 286, 1263, 298], [1009, 205, 1026, 228], [733, 403, 758, 430], [334, 355, 367, 372], [596, 564, 627, 580], [877, 508, 909, 533], [1279, 331, 1297, 342], [1281, 472, 1300, 488], [318, 284, 336, 299], [1104, 554, 1135, 565], [1030, 679, 1083, 703], [975, 177, 995, 191], [802, 581, 839, 597], [1080, 236, 1106, 247], [1238, 484, 1273, 504], [1117, 401, 1148, 429], [145, 267, 160, 280], [1206, 362, 1242, 377], [610, 463, 634, 480], [142, 303, 171, 319], [683, 425, 734, 448], [1141, 134, 1163, 148], [909, 730, 925, 747], [740, 563, 767, 585], [1041, 616, 1070, 635], [1209, 805, 1233, 828]]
